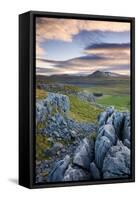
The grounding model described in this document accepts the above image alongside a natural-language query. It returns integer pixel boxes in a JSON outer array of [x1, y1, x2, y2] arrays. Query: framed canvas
[[19, 11, 135, 189]]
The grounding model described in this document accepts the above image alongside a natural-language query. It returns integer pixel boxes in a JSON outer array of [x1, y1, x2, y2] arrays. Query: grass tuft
[[36, 88, 48, 100], [36, 134, 53, 161], [69, 95, 103, 123]]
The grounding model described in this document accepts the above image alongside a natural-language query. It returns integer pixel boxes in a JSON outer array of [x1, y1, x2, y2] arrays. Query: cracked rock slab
[[102, 141, 130, 179]]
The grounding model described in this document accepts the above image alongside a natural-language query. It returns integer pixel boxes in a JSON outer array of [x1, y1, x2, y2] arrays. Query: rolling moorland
[[35, 71, 131, 183], [37, 70, 130, 111]]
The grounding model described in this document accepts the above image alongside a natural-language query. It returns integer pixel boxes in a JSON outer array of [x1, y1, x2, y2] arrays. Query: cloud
[[36, 44, 46, 58], [36, 42, 130, 76], [36, 17, 130, 59], [36, 67, 63, 74], [76, 54, 107, 60], [36, 17, 130, 42], [84, 42, 130, 62], [85, 43, 130, 50]]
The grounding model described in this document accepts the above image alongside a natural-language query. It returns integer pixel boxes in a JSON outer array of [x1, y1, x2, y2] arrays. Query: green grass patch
[[82, 79, 130, 112], [36, 134, 53, 161], [97, 95, 130, 111], [36, 88, 48, 100], [85, 84, 130, 96], [69, 95, 103, 123]]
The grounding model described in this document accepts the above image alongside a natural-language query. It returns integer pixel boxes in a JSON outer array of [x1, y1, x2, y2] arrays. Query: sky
[[36, 17, 130, 76]]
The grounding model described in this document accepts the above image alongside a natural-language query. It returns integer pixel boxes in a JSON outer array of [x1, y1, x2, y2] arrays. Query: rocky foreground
[[36, 92, 131, 183]]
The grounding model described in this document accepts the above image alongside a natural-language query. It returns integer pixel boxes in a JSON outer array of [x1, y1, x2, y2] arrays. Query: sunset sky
[[36, 17, 130, 76]]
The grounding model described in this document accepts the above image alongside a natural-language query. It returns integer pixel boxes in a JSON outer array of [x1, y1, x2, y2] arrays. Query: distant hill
[[37, 70, 127, 79], [36, 70, 129, 88], [88, 70, 123, 78]]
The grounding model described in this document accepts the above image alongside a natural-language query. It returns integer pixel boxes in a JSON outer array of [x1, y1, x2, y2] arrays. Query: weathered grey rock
[[36, 90, 132, 183], [77, 91, 95, 103], [122, 113, 131, 141], [47, 155, 70, 182], [46, 92, 70, 113], [36, 92, 70, 125], [102, 141, 130, 178], [53, 131, 60, 138], [36, 92, 96, 140], [44, 142, 64, 157], [70, 130, 77, 138], [63, 165, 91, 181], [52, 142, 64, 151], [55, 113, 67, 126], [73, 138, 94, 170], [98, 107, 114, 127], [90, 162, 101, 180], [44, 149, 54, 157], [97, 124, 116, 145], [98, 111, 108, 127], [106, 113, 114, 125], [36, 101, 48, 124], [113, 112, 124, 138], [106, 107, 114, 116], [124, 139, 130, 149], [47, 137, 54, 143], [95, 136, 112, 169], [67, 119, 95, 136]]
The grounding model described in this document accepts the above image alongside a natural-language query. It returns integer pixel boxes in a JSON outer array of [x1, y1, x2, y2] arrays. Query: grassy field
[[96, 95, 130, 111], [69, 95, 103, 123], [36, 77, 130, 122], [85, 84, 130, 95], [36, 75, 130, 112], [83, 79, 130, 111]]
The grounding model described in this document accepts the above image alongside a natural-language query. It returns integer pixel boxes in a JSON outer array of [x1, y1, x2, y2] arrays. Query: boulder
[[98, 107, 114, 127], [46, 92, 70, 114], [106, 113, 114, 125], [122, 113, 131, 141], [63, 165, 91, 181], [44, 149, 54, 157], [36, 92, 70, 125], [106, 107, 114, 116], [70, 130, 77, 138], [52, 142, 64, 151], [47, 155, 70, 182], [73, 138, 94, 170], [90, 162, 101, 180], [97, 124, 116, 145], [123, 139, 130, 149], [102, 141, 130, 178], [112, 112, 124, 138], [98, 111, 108, 127], [44, 142, 64, 157], [77, 91, 95, 103], [95, 136, 112, 169], [36, 101, 49, 124]]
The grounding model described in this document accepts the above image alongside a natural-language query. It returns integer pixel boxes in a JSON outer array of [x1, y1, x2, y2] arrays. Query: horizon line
[[36, 70, 130, 77]]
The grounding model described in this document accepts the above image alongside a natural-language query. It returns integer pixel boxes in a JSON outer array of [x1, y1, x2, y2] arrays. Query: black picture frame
[[19, 10, 135, 189]]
